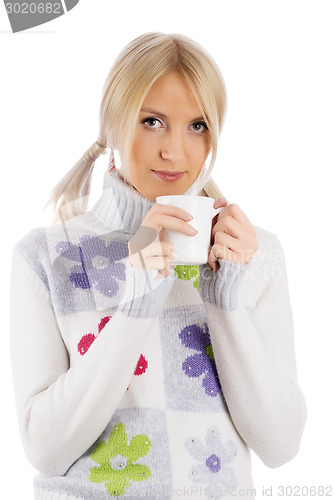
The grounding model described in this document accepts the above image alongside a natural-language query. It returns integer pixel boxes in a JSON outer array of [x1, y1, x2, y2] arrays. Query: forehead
[[142, 72, 202, 117]]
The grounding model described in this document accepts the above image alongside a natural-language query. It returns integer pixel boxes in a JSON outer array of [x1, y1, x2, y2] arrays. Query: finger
[[128, 226, 158, 254], [208, 260, 219, 272], [219, 203, 256, 236], [156, 261, 173, 279], [212, 215, 248, 241], [142, 240, 174, 259], [152, 203, 193, 222], [216, 228, 258, 255], [129, 253, 172, 271], [155, 257, 173, 279], [130, 238, 173, 258], [213, 197, 229, 209], [215, 231, 247, 254], [210, 243, 241, 265], [213, 234, 256, 264], [212, 198, 228, 226], [159, 240, 175, 258], [151, 213, 197, 236]]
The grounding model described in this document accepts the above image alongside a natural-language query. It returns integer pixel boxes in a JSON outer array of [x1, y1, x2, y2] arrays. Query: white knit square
[[166, 410, 255, 500]]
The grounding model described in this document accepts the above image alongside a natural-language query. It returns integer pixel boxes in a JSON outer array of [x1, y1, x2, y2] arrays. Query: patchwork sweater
[[10, 169, 307, 500]]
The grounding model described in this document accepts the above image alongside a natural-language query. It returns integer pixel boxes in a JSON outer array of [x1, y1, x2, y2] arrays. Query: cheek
[[130, 136, 142, 162], [202, 135, 212, 157], [131, 133, 156, 166], [130, 143, 148, 174], [190, 137, 211, 165]]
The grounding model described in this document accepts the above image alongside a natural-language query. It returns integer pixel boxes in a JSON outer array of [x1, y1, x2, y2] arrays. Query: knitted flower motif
[[89, 422, 152, 497], [134, 354, 148, 376], [55, 235, 128, 297], [126, 354, 148, 391], [77, 316, 148, 381], [77, 333, 96, 355], [179, 323, 221, 397], [174, 265, 199, 292], [77, 316, 112, 355], [185, 426, 238, 499]]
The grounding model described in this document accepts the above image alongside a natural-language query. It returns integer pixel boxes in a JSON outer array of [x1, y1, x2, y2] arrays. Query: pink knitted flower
[[77, 315, 112, 356], [77, 317, 148, 387], [134, 354, 148, 376], [78, 334, 96, 355]]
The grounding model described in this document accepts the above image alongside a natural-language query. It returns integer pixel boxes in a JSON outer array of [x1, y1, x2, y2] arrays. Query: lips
[[152, 170, 185, 182]]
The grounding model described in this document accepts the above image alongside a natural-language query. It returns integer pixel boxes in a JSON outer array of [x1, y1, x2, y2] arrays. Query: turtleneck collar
[[85, 169, 155, 235]]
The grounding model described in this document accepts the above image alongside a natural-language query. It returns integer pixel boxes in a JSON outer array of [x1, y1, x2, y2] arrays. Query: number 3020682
[[5, 2, 62, 14], [277, 485, 333, 496]]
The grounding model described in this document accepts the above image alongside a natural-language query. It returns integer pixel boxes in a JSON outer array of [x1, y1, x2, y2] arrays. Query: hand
[[128, 204, 197, 278], [208, 199, 258, 271]]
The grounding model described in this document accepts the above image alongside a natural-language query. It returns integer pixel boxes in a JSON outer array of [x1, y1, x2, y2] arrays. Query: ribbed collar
[[85, 169, 155, 235]]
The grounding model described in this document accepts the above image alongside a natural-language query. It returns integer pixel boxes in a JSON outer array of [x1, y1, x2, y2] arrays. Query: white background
[[1, 1, 333, 498]]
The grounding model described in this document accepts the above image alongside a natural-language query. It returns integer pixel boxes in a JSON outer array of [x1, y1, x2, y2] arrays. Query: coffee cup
[[156, 195, 221, 265]]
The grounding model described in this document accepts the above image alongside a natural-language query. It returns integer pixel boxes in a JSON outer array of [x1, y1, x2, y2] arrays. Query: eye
[[142, 117, 164, 130], [190, 121, 208, 133]]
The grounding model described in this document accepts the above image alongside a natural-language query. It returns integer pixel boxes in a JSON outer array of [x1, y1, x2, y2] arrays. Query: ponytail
[[201, 177, 230, 205], [45, 141, 108, 224]]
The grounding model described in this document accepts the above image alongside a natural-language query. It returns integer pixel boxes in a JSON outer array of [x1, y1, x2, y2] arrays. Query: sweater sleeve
[[199, 229, 307, 468], [10, 247, 172, 477]]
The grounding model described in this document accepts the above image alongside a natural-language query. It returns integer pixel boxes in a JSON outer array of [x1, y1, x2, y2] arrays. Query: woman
[[10, 32, 307, 500]]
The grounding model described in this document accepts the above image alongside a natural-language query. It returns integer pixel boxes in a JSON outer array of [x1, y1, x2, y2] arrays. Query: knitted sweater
[[10, 169, 307, 500]]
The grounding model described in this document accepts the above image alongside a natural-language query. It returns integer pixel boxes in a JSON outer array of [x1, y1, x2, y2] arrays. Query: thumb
[[213, 197, 229, 209]]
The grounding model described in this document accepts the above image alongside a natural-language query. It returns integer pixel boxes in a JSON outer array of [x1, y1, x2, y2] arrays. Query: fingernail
[[187, 225, 198, 235], [184, 212, 193, 221]]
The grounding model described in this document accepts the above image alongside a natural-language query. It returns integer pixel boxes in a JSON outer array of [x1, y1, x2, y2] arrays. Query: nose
[[160, 129, 184, 165]]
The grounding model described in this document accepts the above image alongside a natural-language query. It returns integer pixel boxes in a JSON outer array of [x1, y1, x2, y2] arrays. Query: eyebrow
[[140, 107, 205, 123]]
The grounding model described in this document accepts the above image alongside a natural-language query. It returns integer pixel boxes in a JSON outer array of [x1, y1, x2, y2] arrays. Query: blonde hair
[[46, 32, 228, 223]]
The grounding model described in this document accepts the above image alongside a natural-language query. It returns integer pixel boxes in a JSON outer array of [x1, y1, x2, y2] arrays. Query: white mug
[[156, 195, 221, 265]]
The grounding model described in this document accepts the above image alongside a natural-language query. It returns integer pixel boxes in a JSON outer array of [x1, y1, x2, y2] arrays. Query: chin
[[155, 185, 187, 197]]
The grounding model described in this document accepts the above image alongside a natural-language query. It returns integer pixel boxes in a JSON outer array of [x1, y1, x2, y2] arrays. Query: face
[[126, 72, 211, 201]]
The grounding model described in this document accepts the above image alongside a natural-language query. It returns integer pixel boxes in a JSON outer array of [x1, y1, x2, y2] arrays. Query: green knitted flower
[[89, 422, 152, 497], [174, 265, 199, 292]]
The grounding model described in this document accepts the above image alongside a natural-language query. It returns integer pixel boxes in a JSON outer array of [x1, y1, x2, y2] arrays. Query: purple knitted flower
[[56, 235, 128, 297], [179, 323, 221, 397], [185, 426, 238, 499], [206, 454, 221, 473]]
